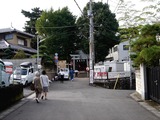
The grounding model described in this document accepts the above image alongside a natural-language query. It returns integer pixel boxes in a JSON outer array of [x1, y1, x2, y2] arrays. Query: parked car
[[10, 62, 35, 86], [58, 68, 70, 80]]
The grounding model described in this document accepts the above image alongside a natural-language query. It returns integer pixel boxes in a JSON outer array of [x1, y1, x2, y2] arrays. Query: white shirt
[[40, 75, 49, 87]]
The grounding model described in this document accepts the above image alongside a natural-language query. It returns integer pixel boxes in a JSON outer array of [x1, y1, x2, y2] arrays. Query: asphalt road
[[1, 78, 160, 120]]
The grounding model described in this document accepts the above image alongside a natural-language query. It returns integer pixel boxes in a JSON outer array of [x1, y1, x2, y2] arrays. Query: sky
[[0, 0, 148, 31]]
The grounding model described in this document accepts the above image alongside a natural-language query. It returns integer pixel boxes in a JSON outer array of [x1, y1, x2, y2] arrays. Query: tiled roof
[[75, 50, 89, 59], [0, 28, 35, 38], [9, 43, 37, 53], [0, 39, 37, 54]]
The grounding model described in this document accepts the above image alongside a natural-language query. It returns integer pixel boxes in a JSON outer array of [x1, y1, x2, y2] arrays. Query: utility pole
[[129, 38, 132, 89], [37, 35, 39, 71], [88, 0, 94, 85]]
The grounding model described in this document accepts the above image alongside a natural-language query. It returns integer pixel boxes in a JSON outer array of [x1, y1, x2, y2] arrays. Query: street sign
[[54, 53, 58, 63], [55, 53, 58, 56]]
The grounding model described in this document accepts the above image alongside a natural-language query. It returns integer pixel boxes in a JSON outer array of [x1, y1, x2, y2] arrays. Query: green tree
[[21, 7, 43, 49], [118, 26, 140, 41], [116, 0, 160, 67], [13, 50, 26, 59], [76, 2, 119, 62], [21, 7, 42, 34], [131, 23, 160, 67], [36, 7, 78, 62]]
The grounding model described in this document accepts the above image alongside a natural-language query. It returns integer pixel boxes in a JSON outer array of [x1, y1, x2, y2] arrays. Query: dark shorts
[[35, 88, 42, 94], [43, 87, 49, 92]]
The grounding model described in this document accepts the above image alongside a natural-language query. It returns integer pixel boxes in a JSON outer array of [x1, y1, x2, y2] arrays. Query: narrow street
[[1, 78, 160, 120]]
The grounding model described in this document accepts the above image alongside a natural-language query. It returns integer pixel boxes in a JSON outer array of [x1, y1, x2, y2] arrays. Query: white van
[[58, 68, 70, 80], [10, 62, 35, 86]]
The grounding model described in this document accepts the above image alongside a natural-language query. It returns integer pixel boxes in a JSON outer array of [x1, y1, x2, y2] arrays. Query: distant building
[[105, 41, 130, 62], [0, 28, 36, 58]]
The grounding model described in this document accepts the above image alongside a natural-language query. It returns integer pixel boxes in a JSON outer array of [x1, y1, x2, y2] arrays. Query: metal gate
[[147, 66, 160, 104]]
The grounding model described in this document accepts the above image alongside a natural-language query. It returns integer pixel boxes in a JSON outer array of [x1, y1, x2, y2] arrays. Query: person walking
[[59, 69, 64, 83], [69, 68, 74, 81], [40, 70, 49, 100], [33, 71, 43, 103]]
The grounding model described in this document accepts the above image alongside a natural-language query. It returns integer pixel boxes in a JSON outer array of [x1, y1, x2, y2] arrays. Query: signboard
[[5, 66, 13, 74]]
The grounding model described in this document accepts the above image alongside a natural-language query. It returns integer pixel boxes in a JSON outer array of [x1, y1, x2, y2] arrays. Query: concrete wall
[[135, 64, 147, 100]]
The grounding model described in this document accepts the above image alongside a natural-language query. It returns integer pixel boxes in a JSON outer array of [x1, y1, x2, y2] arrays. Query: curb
[[130, 92, 160, 118]]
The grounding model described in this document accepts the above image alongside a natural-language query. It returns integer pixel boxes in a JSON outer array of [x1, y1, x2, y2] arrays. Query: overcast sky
[[0, 0, 148, 31]]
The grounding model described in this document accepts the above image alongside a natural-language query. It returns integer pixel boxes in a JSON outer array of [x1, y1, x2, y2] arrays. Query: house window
[[123, 45, 129, 50], [17, 36, 27, 46], [5, 34, 13, 40], [18, 39, 24, 45]]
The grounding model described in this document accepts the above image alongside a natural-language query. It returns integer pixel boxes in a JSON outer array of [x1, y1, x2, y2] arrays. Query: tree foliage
[[118, 26, 140, 41], [21, 7, 42, 34], [13, 50, 26, 59], [131, 23, 160, 67], [21, 7, 43, 49], [76, 2, 119, 62], [117, 0, 160, 28], [36, 7, 78, 62], [117, 1, 140, 28], [2, 48, 14, 59], [140, 0, 160, 24]]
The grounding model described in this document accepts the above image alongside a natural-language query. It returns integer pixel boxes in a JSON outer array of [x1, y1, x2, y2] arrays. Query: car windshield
[[14, 69, 27, 75], [21, 69, 27, 75]]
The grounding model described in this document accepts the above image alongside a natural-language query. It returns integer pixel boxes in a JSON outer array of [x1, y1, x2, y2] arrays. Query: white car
[[58, 68, 70, 80], [10, 67, 34, 86]]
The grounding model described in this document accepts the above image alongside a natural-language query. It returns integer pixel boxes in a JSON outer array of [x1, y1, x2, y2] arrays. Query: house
[[105, 40, 129, 62], [0, 28, 37, 58]]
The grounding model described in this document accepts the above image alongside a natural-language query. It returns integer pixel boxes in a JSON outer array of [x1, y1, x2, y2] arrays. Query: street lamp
[[129, 37, 132, 89], [37, 35, 45, 71]]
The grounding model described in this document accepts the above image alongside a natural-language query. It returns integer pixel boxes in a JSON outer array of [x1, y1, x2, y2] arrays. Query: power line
[[73, 0, 84, 15], [29, 24, 84, 29]]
